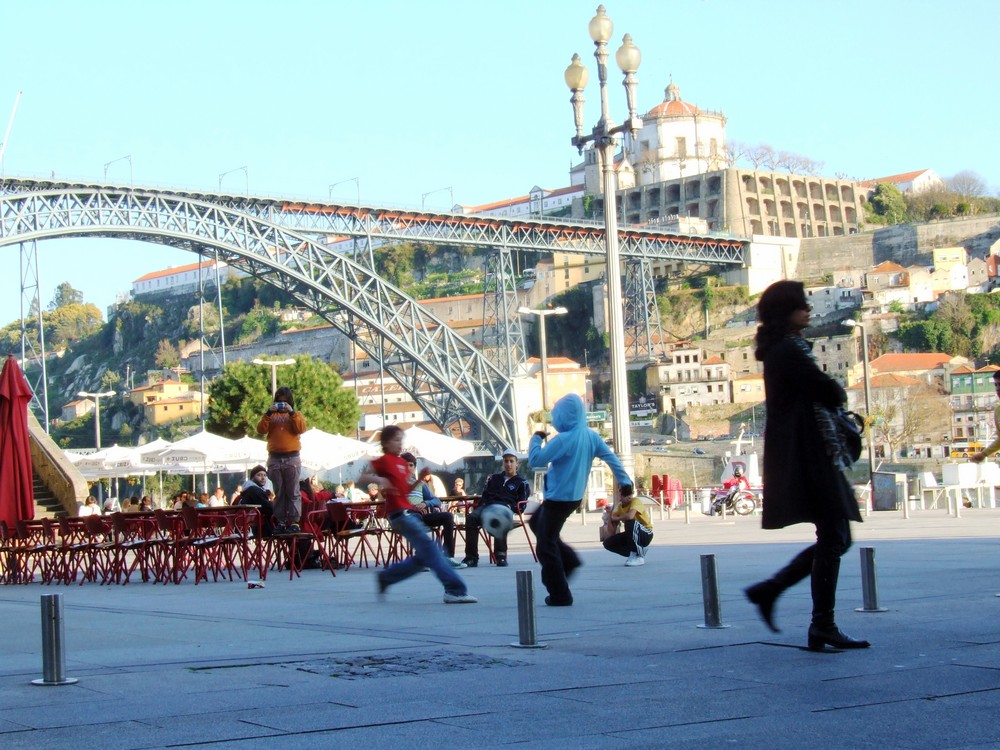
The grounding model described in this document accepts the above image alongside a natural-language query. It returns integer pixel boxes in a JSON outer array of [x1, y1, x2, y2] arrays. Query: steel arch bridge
[[0, 177, 749, 449]]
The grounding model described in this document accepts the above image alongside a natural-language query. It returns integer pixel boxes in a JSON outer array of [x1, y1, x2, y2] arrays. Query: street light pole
[[564, 5, 642, 477], [329, 177, 360, 204], [518, 306, 569, 412], [78, 390, 115, 450], [421, 186, 454, 211], [219, 166, 249, 195], [252, 358, 296, 398], [103, 155, 133, 187], [843, 319, 875, 476]]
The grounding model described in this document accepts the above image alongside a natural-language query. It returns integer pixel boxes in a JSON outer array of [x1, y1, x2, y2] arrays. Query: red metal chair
[[303, 509, 337, 577], [109, 513, 159, 584], [180, 506, 241, 584], [327, 502, 380, 570], [55, 517, 92, 585], [82, 515, 118, 585], [153, 509, 190, 585]]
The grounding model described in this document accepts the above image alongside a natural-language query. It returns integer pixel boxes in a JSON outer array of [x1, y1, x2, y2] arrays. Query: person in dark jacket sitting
[[235, 465, 275, 537], [462, 448, 531, 567]]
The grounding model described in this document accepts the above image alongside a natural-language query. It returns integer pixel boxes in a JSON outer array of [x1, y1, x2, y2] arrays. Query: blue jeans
[[382, 511, 467, 596]]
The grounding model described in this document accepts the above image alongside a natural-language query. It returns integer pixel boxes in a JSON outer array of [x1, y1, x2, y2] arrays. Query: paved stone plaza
[[2, 508, 999, 749]]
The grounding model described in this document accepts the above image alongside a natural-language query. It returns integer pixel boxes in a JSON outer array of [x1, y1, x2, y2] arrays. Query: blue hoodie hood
[[551, 393, 585, 433]]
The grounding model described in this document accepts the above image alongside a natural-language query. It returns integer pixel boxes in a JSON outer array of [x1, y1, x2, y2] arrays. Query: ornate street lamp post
[[564, 5, 642, 477]]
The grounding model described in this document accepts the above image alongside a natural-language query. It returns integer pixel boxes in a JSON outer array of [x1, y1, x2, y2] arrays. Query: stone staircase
[[33, 472, 68, 518]]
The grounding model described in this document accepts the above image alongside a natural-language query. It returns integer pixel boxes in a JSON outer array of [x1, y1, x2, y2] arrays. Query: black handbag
[[835, 408, 865, 465]]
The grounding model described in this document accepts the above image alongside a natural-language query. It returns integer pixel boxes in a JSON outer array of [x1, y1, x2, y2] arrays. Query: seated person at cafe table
[[235, 465, 276, 537], [462, 448, 531, 568], [401, 452, 466, 568]]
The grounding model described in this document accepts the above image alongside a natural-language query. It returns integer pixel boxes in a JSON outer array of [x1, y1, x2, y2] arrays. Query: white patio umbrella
[[74, 444, 159, 503], [299, 428, 377, 472], [144, 430, 250, 492], [402, 425, 475, 467], [219, 436, 269, 472]]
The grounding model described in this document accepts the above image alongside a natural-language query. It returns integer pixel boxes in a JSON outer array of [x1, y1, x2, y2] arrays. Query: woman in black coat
[[744, 280, 869, 651]]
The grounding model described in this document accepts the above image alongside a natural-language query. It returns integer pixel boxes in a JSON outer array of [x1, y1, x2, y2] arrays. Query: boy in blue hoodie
[[528, 393, 633, 606]]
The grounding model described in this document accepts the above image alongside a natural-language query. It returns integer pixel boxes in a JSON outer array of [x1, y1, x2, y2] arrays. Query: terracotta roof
[[870, 353, 958, 372], [462, 194, 530, 213], [702, 356, 725, 365], [460, 185, 583, 214], [547, 185, 584, 197], [859, 169, 932, 187], [951, 365, 1000, 376], [847, 373, 924, 389], [869, 261, 907, 273], [133, 260, 221, 283], [645, 98, 703, 118]]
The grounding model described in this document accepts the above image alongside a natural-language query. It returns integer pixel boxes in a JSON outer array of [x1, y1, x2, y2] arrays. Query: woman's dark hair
[[755, 280, 807, 361], [274, 386, 294, 409], [380, 424, 403, 448], [299, 479, 315, 504]]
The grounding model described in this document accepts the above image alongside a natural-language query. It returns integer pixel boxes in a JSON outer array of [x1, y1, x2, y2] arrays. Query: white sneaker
[[443, 592, 478, 604], [624, 553, 645, 567], [448, 557, 468, 569]]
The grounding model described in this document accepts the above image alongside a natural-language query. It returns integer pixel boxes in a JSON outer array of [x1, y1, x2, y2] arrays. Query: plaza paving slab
[[2, 507, 1000, 749]]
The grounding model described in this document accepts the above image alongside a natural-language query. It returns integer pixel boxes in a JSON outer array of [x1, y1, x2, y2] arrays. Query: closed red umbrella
[[0, 355, 35, 527]]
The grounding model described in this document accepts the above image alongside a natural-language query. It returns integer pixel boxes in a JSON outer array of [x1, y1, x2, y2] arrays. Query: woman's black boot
[[745, 547, 815, 633], [744, 582, 780, 632], [808, 556, 870, 651], [807, 624, 871, 651]]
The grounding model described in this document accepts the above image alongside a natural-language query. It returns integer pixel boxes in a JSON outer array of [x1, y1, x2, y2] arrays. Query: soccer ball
[[480, 504, 514, 539]]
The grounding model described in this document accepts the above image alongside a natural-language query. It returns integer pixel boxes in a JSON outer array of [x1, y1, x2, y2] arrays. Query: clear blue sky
[[1, 0, 996, 325]]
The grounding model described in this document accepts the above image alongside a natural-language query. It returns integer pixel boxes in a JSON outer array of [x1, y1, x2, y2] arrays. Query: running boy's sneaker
[[443, 592, 478, 604]]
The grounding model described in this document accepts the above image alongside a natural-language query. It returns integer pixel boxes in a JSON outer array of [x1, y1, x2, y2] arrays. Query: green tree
[[49, 281, 85, 310], [101, 370, 122, 391], [155, 338, 180, 368], [374, 243, 415, 288], [865, 183, 907, 224], [898, 319, 953, 352], [235, 306, 280, 344], [206, 355, 360, 438], [46, 303, 104, 346], [183, 302, 221, 337]]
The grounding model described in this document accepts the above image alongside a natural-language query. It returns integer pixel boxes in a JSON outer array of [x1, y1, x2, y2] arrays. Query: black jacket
[[760, 336, 863, 530], [479, 472, 531, 511]]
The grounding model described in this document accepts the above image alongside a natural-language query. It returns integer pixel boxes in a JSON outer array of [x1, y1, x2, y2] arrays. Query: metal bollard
[[32, 594, 78, 686], [684, 496, 690, 524], [855, 547, 888, 613], [511, 570, 547, 648], [697, 554, 729, 629], [903, 495, 912, 519]]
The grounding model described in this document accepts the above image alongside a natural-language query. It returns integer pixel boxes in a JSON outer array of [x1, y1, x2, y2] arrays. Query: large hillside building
[[571, 80, 869, 240]]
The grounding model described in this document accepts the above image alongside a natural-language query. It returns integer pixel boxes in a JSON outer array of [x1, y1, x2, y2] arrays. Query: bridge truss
[[0, 178, 748, 448]]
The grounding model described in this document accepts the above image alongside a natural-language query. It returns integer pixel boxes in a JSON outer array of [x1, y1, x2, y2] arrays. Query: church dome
[[644, 81, 703, 119]]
